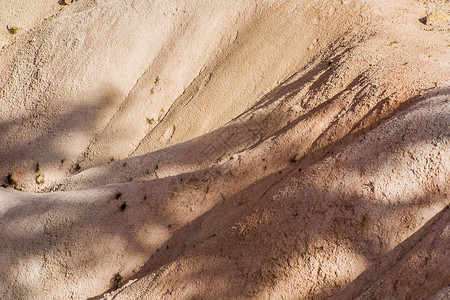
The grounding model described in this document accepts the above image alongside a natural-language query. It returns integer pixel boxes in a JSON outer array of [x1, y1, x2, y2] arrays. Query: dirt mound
[[0, 0, 449, 299]]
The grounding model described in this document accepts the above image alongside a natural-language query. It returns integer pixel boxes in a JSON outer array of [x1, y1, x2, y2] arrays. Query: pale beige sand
[[0, 0, 449, 299]]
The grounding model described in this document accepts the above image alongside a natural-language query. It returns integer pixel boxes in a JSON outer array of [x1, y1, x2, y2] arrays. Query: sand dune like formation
[[0, 0, 449, 298]]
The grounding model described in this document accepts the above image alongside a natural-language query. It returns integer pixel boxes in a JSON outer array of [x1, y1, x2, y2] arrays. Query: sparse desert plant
[[147, 118, 155, 125], [6, 173, 17, 186], [289, 154, 298, 163], [364, 181, 375, 193], [59, 0, 75, 5], [6, 25, 18, 34], [35, 174, 45, 185], [111, 273, 122, 290]]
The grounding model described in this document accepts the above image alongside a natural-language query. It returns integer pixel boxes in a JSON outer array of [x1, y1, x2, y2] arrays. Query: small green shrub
[[7, 25, 18, 35], [111, 273, 123, 290], [35, 174, 45, 185]]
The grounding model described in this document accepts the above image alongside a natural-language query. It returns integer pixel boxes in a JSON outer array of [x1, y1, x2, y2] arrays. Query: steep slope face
[[0, 0, 362, 192], [106, 93, 449, 300], [0, 0, 449, 299], [0, 0, 258, 191]]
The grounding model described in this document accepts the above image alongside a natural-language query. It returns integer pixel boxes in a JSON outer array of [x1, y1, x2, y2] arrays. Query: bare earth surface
[[0, 0, 449, 299]]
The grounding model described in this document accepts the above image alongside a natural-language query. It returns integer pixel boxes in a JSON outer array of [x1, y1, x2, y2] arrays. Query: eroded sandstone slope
[[0, 0, 449, 299]]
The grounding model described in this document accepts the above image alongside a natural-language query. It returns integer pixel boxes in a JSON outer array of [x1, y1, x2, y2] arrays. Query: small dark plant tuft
[[111, 273, 123, 290], [119, 202, 127, 211], [289, 154, 298, 163], [364, 181, 375, 193], [7, 173, 17, 186], [7, 25, 18, 35], [35, 174, 45, 185], [116, 192, 122, 199]]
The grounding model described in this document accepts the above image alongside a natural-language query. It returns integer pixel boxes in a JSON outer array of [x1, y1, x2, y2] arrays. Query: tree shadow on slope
[[92, 93, 448, 298], [1, 90, 447, 299], [125, 193, 447, 300], [330, 205, 450, 300], [56, 45, 363, 192], [0, 87, 126, 191], [1, 47, 448, 298], [0, 45, 363, 298]]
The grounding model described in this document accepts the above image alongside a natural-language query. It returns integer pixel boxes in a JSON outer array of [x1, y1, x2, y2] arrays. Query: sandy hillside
[[0, 0, 449, 299]]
